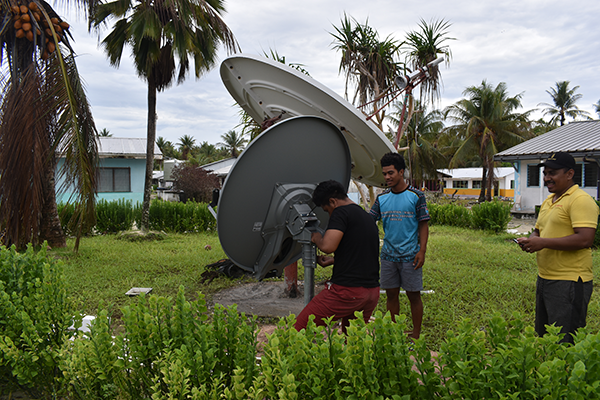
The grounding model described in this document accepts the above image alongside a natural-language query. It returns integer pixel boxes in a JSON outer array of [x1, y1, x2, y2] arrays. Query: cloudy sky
[[63, 0, 600, 147]]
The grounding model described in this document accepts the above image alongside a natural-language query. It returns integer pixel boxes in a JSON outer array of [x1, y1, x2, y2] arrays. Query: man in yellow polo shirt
[[517, 152, 599, 344]]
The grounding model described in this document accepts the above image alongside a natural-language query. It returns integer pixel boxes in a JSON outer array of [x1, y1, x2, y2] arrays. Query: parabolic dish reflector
[[220, 54, 395, 188], [217, 116, 351, 279]]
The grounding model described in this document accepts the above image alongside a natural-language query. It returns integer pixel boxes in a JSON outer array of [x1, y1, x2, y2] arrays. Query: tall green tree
[[330, 13, 402, 130], [395, 18, 454, 149], [178, 134, 196, 160], [218, 129, 246, 157], [404, 18, 454, 105], [538, 81, 590, 126], [93, 0, 239, 233], [98, 127, 112, 136], [0, 0, 98, 250], [445, 80, 531, 202], [387, 101, 447, 186], [593, 100, 600, 118]]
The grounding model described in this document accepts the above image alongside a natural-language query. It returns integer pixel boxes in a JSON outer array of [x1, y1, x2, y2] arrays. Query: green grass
[[51, 226, 600, 350]]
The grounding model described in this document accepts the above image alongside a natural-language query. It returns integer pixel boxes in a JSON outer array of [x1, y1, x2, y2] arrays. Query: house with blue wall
[[56, 137, 162, 205], [494, 120, 600, 212]]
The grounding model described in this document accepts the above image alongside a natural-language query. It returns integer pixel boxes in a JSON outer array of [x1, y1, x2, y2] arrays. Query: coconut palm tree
[[93, 0, 239, 233], [594, 100, 600, 118], [387, 100, 447, 186], [0, 0, 98, 250], [445, 80, 531, 202], [178, 134, 196, 160], [98, 127, 112, 136], [218, 129, 246, 158], [538, 81, 590, 126]]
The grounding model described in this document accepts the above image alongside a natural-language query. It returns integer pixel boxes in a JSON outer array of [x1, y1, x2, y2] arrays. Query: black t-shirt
[[326, 203, 380, 288]]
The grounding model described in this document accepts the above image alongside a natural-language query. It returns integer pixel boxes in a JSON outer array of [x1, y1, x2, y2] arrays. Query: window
[[585, 163, 598, 187], [527, 164, 540, 187], [453, 180, 468, 189], [472, 180, 482, 189], [510, 180, 515, 189], [98, 168, 131, 192]]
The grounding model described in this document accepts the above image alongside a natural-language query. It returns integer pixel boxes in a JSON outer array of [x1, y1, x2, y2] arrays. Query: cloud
[[61, 0, 600, 146]]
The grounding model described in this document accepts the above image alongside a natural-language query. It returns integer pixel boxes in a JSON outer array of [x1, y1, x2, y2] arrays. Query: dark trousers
[[535, 276, 593, 344]]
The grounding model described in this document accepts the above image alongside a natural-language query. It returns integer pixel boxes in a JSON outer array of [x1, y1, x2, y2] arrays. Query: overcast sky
[[63, 0, 600, 147]]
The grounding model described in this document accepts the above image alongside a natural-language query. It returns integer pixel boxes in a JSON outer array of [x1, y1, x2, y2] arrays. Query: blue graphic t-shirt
[[369, 186, 430, 262]]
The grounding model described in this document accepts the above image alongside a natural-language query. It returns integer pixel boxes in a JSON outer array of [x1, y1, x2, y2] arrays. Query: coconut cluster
[[10, 1, 70, 59]]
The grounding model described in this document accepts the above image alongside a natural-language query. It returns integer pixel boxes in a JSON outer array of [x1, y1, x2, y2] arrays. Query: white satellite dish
[[220, 54, 395, 188]]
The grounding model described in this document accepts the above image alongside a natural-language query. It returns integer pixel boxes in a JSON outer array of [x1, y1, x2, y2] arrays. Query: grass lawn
[[51, 226, 600, 349]]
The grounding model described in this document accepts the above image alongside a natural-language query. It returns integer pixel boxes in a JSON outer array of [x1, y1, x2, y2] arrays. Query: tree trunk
[[141, 81, 157, 233], [478, 166, 487, 203], [485, 162, 494, 202], [39, 159, 66, 248]]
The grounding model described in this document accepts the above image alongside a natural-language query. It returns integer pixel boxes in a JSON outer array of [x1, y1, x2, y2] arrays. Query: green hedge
[[58, 199, 216, 235], [133, 199, 216, 233], [429, 200, 513, 233], [2, 246, 600, 399]]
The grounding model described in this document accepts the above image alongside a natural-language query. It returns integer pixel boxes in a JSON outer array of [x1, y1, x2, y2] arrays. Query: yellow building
[[438, 167, 515, 198]]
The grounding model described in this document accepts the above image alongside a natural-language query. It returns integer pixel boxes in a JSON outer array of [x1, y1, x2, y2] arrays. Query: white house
[[494, 120, 600, 212], [437, 167, 515, 198]]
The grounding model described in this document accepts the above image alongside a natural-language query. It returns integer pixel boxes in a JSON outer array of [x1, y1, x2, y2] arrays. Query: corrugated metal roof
[[437, 167, 514, 179], [98, 137, 162, 159], [495, 120, 600, 161]]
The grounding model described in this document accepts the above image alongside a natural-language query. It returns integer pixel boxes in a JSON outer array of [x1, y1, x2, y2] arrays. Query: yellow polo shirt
[[535, 185, 599, 281]]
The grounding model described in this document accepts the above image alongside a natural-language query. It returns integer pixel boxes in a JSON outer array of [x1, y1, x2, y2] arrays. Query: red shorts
[[294, 283, 380, 332]]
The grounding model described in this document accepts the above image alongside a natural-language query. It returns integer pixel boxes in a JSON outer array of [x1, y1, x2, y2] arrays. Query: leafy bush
[[172, 164, 221, 203], [428, 203, 472, 228], [57, 202, 76, 236], [470, 199, 513, 232], [134, 199, 216, 233], [62, 287, 259, 400], [95, 199, 135, 233], [429, 200, 513, 232], [0, 244, 81, 398]]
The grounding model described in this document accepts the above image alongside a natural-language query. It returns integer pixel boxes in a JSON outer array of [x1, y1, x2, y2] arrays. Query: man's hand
[[317, 255, 334, 267], [516, 227, 596, 253], [413, 250, 426, 269]]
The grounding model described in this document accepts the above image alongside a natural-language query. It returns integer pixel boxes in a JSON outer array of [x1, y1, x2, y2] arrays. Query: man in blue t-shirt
[[370, 152, 430, 339]]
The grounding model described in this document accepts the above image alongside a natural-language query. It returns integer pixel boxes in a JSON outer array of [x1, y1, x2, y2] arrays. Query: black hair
[[312, 180, 347, 207], [380, 152, 406, 172]]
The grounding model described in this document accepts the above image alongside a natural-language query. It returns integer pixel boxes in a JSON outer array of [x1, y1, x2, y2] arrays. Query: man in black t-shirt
[[294, 180, 380, 332]]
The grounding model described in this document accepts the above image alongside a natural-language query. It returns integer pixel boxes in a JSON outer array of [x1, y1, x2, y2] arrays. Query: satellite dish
[[220, 54, 395, 188], [217, 116, 351, 283]]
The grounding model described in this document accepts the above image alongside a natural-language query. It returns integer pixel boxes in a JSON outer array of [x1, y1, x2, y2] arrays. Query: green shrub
[[95, 199, 135, 233], [428, 203, 472, 228], [0, 244, 81, 398], [470, 199, 513, 233], [57, 202, 76, 236], [62, 287, 258, 400], [134, 200, 216, 233]]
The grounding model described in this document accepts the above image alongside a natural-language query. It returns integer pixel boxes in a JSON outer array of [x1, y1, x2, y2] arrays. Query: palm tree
[[330, 13, 402, 130], [218, 130, 246, 157], [93, 0, 239, 233], [404, 18, 454, 105], [387, 101, 447, 186], [98, 128, 112, 136], [594, 100, 600, 118], [178, 134, 196, 160], [0, 0, 98, 250], [538, 81, 590, 126], [394, 18, 454, 149], [445, 80, 531, 202]]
